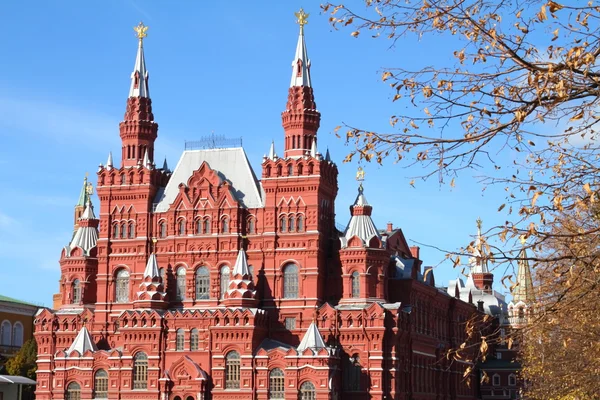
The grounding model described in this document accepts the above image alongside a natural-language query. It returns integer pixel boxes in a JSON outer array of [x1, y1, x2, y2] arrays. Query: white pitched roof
[[144, 253, 160, 279], [232, 249, 249, 277], [106, 152, 113, 170], [153, 148, 263, 211], [268, 141, 276, 160], [290, 24, 311, 87], [342, 186, 380, 247], [67, 202, 98, 256], [297, 321, 326, 351], [129, 39, 149, 98], [67, 327, 98, 355]]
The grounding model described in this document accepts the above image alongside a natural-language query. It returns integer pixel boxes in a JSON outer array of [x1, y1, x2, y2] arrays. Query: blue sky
[[0, 1, 513, 306]]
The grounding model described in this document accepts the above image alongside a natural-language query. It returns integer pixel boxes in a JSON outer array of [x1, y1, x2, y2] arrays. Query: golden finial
[[519, 234, 527, 245], [295, 8, 309, 30], [152, 237, 158, 252], [476, 217, 483, 231], [134, 21, 149, 41], [86, 182, 94, 196], [356, 166, 365, 182]]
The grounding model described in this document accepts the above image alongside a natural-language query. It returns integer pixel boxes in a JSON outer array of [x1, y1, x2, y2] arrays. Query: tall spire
[[106, 152, 113, 170], [513, 247, 534, 304], [120, 21, 158, 168], [73, 175, 93, 233], [129, 22, 150, 98], [282, 9, 320, 158], [469, 218, 494, 292]]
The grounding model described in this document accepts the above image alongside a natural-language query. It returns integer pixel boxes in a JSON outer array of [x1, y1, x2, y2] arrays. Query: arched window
[[121, 222, 127, 239], [204, 218, 211, 234], [508, 374, 516, 386], [176, 329, 185, 351], [190, 328, 199, 351], [492, 374, 501, 386], [72, 279, 81, 304], [279, 215, 287, 233], [225, 351, 241, 389], [297, 214, 304, 232], [115, 269, 130, 303], [94, 369, 108, 398], [112, 223, 119, 239], [66, 382, 81, 400], [283, 264, 298, 299], [159, 267, 166, 284], [159, 221, 167, 238], [298, 164, 304, 175], [196, 219, 202, 234], [351, 271, 360, 298], [120, 173, 126, 185], [288, 216, 295, 232], [287, 164, 293, 176], [220, 266, 231, 299], [176, 267, 186, 301], [178, 219, 186, 236], [518, 307, 525, 319], [195, 267, 210, 300], [133, 352, 148, 389], [221, 217, 229, 233], [128, 222, 135, 238], [269, 368, 285, 399], [1, 321, 11, 345], [248, 217, 256, 234], [299, 381, 316, 400], [343, 354, 362, 391], [12, 322, 23, 347]]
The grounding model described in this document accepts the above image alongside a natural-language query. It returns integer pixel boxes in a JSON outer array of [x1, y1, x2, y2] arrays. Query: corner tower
[[119, 22, 158, 168], [470, 219, 494, 293]]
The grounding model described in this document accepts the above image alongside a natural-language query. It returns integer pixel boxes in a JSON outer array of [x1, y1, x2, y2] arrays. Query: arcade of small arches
[[278, 213, 305, 233], [156, 214, 242, 238]]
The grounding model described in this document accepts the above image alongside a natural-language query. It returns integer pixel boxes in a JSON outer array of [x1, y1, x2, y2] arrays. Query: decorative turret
[[67, 326, 98, 356], [297, 321, 327, 352], [73, 174, 93, 233], [341, 169, 381, 249], [508, 242, 535, 327], [119, 22, 158, 168], [470, 218, 494, 293], [135, 250, 168, 309], [281, 8, 320, 158], [65, 199, 100, 257], [222, 249, 258, 308]]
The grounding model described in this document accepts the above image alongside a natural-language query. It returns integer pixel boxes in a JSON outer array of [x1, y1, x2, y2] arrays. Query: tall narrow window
[[159, 221, 167, 238], [121, 222, 127, 239], [297, 214, 304, 232], [195, 266, 210, 300], [248, 217, 255, 234], [283, 264, 299, 299], [190, 328, 199, 351], [279, 216, 287, 233], [176, 329, 185, 351], [221, 217, 229, 233], [300, 381, 316, 400], [128, 222, 135, 238], [204, 218, 211, 234], [94, 369, 108, 399], [120, 174, 126, 185], [133, 352, 148, 389], [178, 219, 185, 236], [12, 322, 23, 347], [66, 382, 81, 400], [225, 351, 241, 389], [269, 368, 285, 399], [196, 219, 202, 234], [1, 321, 11, 345], [351, 271, 360, 298], [115, 269, 130, 303], [220, 266, 231, 299], [288, 165, 293, 176], [289, 216, 295, 232], [159, 268, 166, 284], [176, 267, 186, 301], [112, 224, 119, 239], [72, 279, 81, 304]]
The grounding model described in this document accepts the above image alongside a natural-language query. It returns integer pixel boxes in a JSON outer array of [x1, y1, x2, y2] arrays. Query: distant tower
[[470, 218, 494, 293], [508, 243, 535, 327], [119, 22, 158, 167], [73, 174, 92, 234]]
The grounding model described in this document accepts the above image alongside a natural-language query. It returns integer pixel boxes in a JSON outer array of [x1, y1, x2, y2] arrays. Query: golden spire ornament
[[295, 8, 309, 31], [356, 166, 365, 182], [134, 21, 149, 41]]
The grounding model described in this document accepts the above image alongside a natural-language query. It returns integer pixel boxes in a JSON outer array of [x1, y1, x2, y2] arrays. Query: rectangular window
[[285, 317, 296, 330]]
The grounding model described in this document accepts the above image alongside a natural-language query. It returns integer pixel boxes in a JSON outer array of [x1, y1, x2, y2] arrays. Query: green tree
[[6, 338, 37, 380]]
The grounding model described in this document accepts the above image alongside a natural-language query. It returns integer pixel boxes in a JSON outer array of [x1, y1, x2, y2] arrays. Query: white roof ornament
[[129, 22, 150, 98], [268, 141, 276, 160], [80, 200, 96, 220], [106, 152, 113, 170], [67, 326, 98, 355], [143, 149, 151, 167], [232, 249, 250, 277], [290, 8, 312, 88], [342, 170, 381, 248], [310, 138, 317, 158], [67, 198, 99, 257], [470, 218, 490, 273], [144, 253, 161, 279], [297, 321, 326, 351]]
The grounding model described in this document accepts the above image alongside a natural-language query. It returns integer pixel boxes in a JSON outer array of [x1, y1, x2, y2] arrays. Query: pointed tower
[[134, 252, 168, 309], [222, 249, 258, 308], [281, 8, 320, 158], [73, 175, 92, 233], [470, 218, 494, 293], [508, 245, 535, 327], [119, 22, 158, 168]]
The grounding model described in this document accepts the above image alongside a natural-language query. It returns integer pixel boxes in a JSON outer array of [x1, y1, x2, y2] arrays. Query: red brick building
[[32, 15, 525, 400]]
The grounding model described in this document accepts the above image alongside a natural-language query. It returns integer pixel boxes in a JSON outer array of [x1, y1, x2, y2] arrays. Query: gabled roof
[[67, 326, 98, 355], [297, 321, 326, 352], [153, 148, 263, 211]]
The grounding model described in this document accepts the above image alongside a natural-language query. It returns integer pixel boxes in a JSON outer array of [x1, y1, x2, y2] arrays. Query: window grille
[[121, 223, 127, 238], [190, 328, 199, 351], [196, 219, 202, 234], [300, 381, 316, 400], [279, 216, 287, 233], [66, 382, 81, 400], [72, 279, 81, 304], [133, 352, 148, 389], [351, 271, 360, 298], [115, 270, 130, 303], [112, 224, 119, 239], [176, 329, 185, 351], [176, 267, 186, 301], [297, 215, 304, 231], [269, 368, 285, 399], [220, 266, 231, 299], [283, 264, 298, 298], [285, 317, 296, 330], [289, 216, 295, 232], [195, 267, 210, 300], [128, 223, 135, 238], [225, 351, 241, 389], [94, 370, 108, 398], [204, 218, 211, 234]]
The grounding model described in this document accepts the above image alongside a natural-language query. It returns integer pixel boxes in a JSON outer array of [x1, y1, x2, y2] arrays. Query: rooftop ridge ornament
[[356, 166, 365, 192], [134, 21, 148, 42], [185, 132, 243, 150], [295, 8, 309, 31]]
